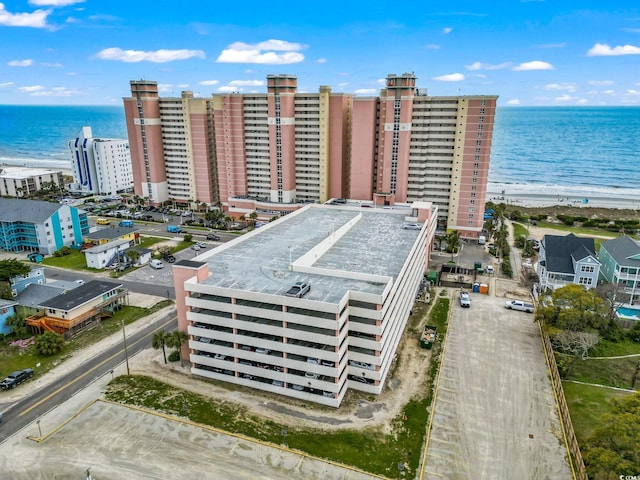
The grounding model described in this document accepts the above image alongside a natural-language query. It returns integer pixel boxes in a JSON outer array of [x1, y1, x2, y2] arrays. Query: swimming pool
[[616, 306, 640, 319]]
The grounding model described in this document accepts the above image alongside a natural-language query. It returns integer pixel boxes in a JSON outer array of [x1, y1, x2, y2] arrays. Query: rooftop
[[39, 280, 122, 311], [85, 227, 138, 241], [195, 204, 425, 304], [0, 166, 62, 179], [0, 198, 64, 223]]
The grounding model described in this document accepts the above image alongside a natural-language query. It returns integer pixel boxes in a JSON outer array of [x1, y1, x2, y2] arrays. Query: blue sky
[[1, 0, 639, 106]]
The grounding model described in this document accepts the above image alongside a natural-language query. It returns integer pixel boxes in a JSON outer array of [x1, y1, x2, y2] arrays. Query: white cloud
[[229, 80, 265, 87], [0, 4, 50, 27], [354, 88, 378, 95], [587, 43, 640, 56], [199, 80, 219, 86], [216, 39, 306, 64], [0, 81, 15, 87], [30, 86, 82, 97], [338, 82, 348, 87], [432, 73, 465, 82], [465, 61, 510, 71], [588, 80, 614, 86], [157, 84, 173, 93], [626, 89, 640, 95], [95, 47, 205, 63], [178, 84, 189, 88], [217, 86, 239, 93], [577, 98, 588, 105], [424, 44, 441, 50], [377, 78, 386, 85], [512, 60, 554, 71], [442, 27, 452, 34], [8, 59, 33, 67], [41, 62, 62, 67], [19, 85, 45, 92], [554, 94, 575, 102], [544, 83, 576, 92], [316, 58, 327, 64], [29, 0, 85, 5], [507, 99, 521, 105]]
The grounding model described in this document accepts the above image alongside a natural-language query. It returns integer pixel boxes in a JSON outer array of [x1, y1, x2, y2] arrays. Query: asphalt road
[[0, 310, 177, 443]]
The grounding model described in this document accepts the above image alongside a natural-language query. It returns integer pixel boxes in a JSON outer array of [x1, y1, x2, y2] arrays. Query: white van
[[478, 235, 486, 245], [150, 259, 164, 269]]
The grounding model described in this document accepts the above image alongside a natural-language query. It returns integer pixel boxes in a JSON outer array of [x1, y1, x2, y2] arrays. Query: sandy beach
[[487, 182, 640, 210]]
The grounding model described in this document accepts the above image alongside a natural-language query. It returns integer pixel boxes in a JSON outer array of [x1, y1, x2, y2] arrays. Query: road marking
[[19, 317, 175, 417]]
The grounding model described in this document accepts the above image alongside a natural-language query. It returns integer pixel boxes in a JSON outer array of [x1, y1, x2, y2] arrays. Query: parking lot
[[421, 293, 571, 478]]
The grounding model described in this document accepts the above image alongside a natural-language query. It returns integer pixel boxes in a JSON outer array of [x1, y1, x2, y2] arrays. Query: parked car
[[206, 233, 220, 241], [286, 281, 310, 298], [190, 245, 201, 251], [0, 368, 34, 390], [402, 223, 422, 230], [150, 259, 164, 269], [459, 291, 471, 308]]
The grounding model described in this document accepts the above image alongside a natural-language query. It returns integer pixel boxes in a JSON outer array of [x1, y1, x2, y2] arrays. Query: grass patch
[[561, 355, 640, 390], [0, 304, 165, 380], [41, 250, 91, 270], [563, 381, 632, 443], [590, 338, 640, 357], [533, 221, 619, 239], [104, 296, 451, 477], [138, 236, 166, 250], [512, 222, 529, 240]]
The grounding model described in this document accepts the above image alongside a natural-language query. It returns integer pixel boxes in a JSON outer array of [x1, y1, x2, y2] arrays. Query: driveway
[[421, 293, 571, 478]]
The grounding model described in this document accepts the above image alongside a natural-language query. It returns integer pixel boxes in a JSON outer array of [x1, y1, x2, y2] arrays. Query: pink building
[[123, 74, 497, 237]]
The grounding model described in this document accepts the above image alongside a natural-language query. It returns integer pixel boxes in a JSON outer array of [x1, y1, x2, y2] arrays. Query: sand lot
[[421, 293, 571, 479]]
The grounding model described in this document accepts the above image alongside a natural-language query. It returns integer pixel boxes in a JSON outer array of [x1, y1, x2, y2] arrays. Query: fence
[[539, 326, 588, 480]]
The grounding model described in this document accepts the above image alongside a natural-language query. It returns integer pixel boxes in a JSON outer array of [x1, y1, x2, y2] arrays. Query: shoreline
[[1, 157, 638, 211], [487, 183, 640, 210]]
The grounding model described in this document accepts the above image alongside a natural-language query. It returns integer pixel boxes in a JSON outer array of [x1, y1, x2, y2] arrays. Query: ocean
[[0, 105, 638, 198]]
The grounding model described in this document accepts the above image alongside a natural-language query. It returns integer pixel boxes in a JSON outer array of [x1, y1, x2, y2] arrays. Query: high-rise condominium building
[[68, 126, 133, 196], [123, 74, 497, 238]]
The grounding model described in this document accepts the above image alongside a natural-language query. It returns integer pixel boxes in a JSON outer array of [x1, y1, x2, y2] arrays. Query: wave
[[0, 156, 72, 171]]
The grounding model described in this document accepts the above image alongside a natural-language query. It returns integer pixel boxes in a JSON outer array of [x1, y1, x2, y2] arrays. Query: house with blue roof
[[0, 198, 89, 255], [0, 299, 18, 335], [537, 233, 600, 291]]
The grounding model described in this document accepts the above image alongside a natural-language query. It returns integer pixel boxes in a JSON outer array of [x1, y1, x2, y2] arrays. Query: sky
[[1, 1, 639, 106]]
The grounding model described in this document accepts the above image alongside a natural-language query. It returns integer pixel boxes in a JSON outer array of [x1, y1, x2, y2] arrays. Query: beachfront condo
[[123, 74, 498, 239], [67, 126, 133, 197]]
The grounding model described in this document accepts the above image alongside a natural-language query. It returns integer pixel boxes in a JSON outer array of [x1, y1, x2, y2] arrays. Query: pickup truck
[[286, 281, 310, 298], [0, 368, 34, 390], [505, 300, 535, 313]]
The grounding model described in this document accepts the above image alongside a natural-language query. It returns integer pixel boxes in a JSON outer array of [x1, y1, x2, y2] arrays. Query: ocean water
[[0, 105, 127, 169], [0, 105, 638, 196], [490, 106, 640, 197]]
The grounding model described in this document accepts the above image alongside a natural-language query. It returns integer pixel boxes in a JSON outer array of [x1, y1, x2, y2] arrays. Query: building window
[[476, 140, 482, 146], [477, 133, 483, 138], [579, 277, 593, 285], [480, 100, 486, 106], [581, 265, 595, 273]]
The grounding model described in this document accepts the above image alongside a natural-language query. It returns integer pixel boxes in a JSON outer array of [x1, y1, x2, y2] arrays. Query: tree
[[34, 331, 65, 356], [549, 328, 600, 361], [445, 230, 460, 259], [126, 249, 141, 265], [538, 284, 609, 333], [582, 392, 640, 479], [166, 330, 188, 367], [0, 258, 31, 282], [0, 258, 31, 299], [151, 330, 169, 364], [183, 233, 193, 243], [5, 312, 28, 337]]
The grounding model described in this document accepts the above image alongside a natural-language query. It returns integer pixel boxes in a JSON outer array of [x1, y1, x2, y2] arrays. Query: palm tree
[[151, 330, 169, 364], [166, 330, 189, 367], [445, 230, 461, 261]]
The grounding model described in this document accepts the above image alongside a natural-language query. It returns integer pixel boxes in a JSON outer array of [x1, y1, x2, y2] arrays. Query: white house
[[537, 233, 601, 291], [84, 239, 130, 269]]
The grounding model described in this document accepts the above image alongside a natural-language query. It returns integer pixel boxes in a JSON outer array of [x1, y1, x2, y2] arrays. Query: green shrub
[[168, 350, 180, 362], [34, 331, 65, 356]]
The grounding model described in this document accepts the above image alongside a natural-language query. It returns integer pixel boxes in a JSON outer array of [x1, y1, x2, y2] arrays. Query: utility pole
[[121, 319, 130, 375]]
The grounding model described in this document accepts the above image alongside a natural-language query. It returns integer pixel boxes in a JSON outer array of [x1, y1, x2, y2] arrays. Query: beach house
[[598, 235, 640, 304], [0, 198, 89, 255], [537, 233, 600, 291]]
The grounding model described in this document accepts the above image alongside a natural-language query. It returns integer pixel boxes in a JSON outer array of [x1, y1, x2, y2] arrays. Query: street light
[[121, 319, 130, 375], [36, 419, 42, 437]]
